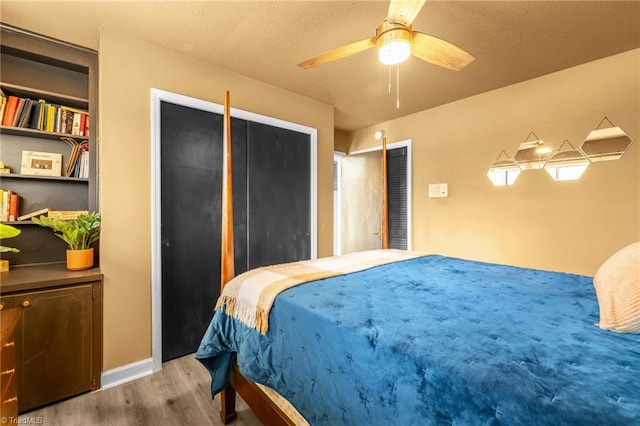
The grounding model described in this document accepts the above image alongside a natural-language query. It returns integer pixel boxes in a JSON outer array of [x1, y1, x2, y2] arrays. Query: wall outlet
[[429, 183, 448, 198]]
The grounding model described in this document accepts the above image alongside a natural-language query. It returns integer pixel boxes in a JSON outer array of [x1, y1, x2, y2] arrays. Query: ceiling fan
[[297, 0, 474, 71]]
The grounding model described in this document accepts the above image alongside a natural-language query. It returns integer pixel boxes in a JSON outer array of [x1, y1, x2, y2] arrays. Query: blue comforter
[[196, 255, 640, 425]]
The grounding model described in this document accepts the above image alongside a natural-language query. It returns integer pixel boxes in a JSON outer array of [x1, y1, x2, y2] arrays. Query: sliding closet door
[[247, 122, 311, 268], [160, 102, 247, 362]]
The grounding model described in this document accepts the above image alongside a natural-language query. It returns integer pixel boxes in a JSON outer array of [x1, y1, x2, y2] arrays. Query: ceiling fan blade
[[411, 31, 475, 71], [387, 0, 427, 25], [297, 38, 375, 69]]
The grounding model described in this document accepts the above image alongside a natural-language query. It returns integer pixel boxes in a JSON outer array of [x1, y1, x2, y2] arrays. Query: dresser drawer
[[0, 362, 16, 397], [0, 333, 16, 372], [1, 308, 21, 418], [0, 371, 17, 418]]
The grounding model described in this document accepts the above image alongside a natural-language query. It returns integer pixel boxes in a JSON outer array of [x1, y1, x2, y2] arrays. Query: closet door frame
[[149, 89, 317, 374], [347, 139, 412, 251]]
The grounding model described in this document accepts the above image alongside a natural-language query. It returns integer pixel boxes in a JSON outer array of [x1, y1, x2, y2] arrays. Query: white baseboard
[[101, 357, 155, 390]]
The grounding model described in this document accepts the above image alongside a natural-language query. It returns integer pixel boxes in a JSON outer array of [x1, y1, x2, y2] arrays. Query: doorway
[[337, 140, 412, 254]]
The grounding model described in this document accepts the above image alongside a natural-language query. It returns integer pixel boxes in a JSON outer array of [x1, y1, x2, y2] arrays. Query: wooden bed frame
[[217, 91, 388, 424]]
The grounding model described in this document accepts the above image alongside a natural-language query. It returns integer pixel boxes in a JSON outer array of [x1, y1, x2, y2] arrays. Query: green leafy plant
[[0, 223, 21, 253], [32, 212, 101, 250]]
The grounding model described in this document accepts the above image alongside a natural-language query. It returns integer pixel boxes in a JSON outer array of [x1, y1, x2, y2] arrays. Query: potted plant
[[32, 211, 101, 270], [0, 223, 21, 272]]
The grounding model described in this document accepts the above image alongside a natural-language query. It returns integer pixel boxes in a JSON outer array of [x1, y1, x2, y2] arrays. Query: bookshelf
[[0, 23, 98, 266]]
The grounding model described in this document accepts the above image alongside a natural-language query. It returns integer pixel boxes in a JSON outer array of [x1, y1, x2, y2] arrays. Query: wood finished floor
[[21, 355, 262, 426]]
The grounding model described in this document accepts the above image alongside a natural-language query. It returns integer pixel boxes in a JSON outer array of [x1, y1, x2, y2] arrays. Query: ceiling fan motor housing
[[376, 21, 413, 65]]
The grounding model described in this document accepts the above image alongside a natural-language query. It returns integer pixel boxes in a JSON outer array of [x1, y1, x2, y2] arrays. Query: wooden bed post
[[219, 90, 238, 424], [381, 136, 389, 249], [221, 90, 235, 291]]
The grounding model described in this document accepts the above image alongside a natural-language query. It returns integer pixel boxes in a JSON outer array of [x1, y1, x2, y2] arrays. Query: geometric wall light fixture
[[487, 150, 521, 186], [513, 131, 552, 170], [580, 117, 634, 162], [544, 140, 590, 181]]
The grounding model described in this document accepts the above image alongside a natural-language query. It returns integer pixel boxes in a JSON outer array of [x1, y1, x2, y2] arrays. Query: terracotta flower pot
[[66, 248, 94, 271]]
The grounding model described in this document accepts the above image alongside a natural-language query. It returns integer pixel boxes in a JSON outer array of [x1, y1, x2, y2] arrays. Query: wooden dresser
[[1, 307, 21, 419], [0, 264, 102, 413]]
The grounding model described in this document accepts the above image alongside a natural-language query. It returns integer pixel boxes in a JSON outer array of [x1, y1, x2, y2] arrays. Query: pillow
[[593, 241, 640, 333]]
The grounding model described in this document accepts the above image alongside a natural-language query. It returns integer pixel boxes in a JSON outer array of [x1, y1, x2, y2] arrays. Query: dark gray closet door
[[160, 101, 247, 362], [247, 121, 311, 268]]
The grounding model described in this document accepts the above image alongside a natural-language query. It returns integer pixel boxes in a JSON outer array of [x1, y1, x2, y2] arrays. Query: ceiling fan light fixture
[[377, 26, 412, 65], [378, 39, 411, 65]]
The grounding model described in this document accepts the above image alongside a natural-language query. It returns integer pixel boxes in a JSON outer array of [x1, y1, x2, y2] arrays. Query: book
[[84, 114, 90, 137], [28, 101, 43, 129], [80, 113, 87, 137], [17, 99, 34, 128], [2, 190, 9, 221], [45, 104, 56, 132], [2, 96, 19, 126], [55, 107, 62, 133], [48, 210, 88, 220], [17, 207, 51, 222], [0, 95, 7, 124], [81, 150, 90, 178], [37, 99, 46, 130], [71, 112, 82, 136], [64, 109, 74, 134], [8, 193, 19, 222], [11, 98, 26, 127]]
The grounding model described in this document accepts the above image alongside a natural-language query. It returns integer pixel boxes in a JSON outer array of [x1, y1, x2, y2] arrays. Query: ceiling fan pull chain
[[388, 66, 392, 94], [396, 64, 400, 109]]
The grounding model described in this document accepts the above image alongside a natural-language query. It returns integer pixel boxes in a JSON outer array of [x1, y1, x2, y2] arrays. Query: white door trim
[[347, 139, 412, 251], [333, 152, 345, 256], [150, 88, 317, 376]]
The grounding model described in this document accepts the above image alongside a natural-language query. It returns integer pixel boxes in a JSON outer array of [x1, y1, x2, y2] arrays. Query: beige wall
[[334, 129, 350, 153], [99, 30, 334, 370], [349, 49, 639, 276]]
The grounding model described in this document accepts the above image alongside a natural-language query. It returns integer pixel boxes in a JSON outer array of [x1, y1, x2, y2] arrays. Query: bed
[[198, 251, 640, 425], [196, 92, 640, 425]]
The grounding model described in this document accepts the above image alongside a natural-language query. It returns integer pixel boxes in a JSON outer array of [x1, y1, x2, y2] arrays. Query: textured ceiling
[[1, 1, 639, 131]]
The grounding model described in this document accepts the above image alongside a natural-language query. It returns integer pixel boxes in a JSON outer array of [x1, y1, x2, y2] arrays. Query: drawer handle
[[0, 303, 3, 310], [3, 341, 14, 348], [0, 368, 15, 376], [22, 300, 30, 308], [3, 396, 17, 404]]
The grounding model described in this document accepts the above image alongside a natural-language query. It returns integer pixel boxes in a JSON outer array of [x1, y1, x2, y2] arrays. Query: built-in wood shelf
[[0, 82, 88, 108], [0, 125, 89, 142], [0, 173, 88, 182]]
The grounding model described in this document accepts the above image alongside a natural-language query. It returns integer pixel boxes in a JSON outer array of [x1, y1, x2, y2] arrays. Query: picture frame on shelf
[[20, 150, 62, 176]]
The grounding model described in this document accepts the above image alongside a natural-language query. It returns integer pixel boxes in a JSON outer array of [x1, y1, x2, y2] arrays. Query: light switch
[[428, 183, 448, 198]]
